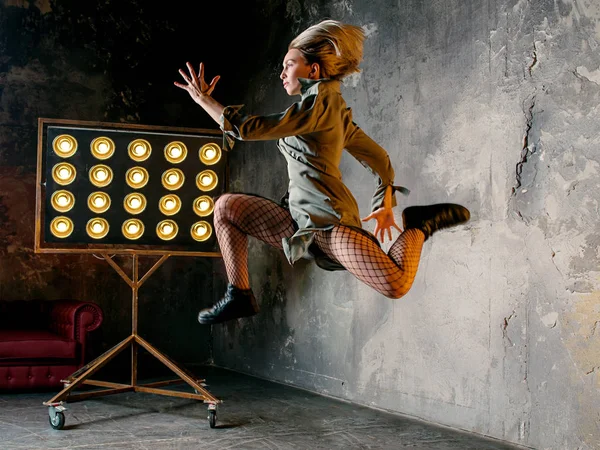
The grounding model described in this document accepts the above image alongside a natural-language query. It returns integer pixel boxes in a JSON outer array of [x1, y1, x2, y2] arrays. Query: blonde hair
[[289, 20, 365, 80]]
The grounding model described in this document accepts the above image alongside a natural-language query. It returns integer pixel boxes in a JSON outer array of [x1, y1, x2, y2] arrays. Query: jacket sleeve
[[219, 93, 323, 150], [345, 124, 409, 212]]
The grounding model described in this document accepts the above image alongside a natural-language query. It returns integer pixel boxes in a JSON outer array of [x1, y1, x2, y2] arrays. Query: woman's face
[[280, 48, 314, 96]]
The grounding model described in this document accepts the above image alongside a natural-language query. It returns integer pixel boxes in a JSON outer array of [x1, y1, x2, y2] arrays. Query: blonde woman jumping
[[174, 20, 470, 324]]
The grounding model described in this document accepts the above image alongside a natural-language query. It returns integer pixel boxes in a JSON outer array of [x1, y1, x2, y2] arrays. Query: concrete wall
[[212, 1, 600, 448]]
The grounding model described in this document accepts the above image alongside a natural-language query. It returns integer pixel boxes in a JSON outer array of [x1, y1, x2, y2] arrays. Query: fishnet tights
[[213, 193, 425, 298]]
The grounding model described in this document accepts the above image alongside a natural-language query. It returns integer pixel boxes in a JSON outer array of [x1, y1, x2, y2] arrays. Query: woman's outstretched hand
[[174, 62, 220, 105], [362, 207, 402, 243]]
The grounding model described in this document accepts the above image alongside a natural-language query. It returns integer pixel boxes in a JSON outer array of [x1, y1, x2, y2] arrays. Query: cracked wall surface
[[211, 0, 600, 448]]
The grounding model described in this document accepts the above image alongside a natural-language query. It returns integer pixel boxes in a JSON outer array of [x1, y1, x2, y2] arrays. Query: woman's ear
[[309, 63, 321, 79]]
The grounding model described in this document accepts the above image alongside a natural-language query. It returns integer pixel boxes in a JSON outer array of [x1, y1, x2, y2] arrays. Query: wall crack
[[512, 95, 537, 195]]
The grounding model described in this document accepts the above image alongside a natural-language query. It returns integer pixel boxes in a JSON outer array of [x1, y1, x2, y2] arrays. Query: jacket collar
[[298, 78, 341, 96]]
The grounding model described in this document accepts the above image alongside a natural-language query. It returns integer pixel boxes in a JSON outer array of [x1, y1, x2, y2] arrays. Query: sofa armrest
[[48, 300, 103, 365]]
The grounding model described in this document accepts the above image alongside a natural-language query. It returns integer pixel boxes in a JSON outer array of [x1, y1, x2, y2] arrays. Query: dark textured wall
[[0, 0, 258, 374]]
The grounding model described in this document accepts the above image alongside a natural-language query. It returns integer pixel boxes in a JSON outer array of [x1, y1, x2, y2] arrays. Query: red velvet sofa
[[0, 300, 103, 390]]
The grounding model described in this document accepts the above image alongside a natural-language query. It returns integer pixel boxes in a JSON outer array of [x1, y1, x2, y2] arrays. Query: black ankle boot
[[198, 284, 259, 325], [402, 203, 470, 240]]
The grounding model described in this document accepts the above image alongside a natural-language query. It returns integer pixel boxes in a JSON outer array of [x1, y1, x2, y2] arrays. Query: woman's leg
[[313, 227, 426, 299], [213, 193, 296, 289]]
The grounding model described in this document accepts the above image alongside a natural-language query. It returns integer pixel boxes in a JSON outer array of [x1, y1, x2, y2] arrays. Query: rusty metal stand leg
[[43, 253, 221, 430]]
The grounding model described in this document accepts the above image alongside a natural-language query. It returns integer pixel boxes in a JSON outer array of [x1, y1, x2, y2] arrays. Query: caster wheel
[[208, 409, 217, 428], [49, 411, 65, 430]]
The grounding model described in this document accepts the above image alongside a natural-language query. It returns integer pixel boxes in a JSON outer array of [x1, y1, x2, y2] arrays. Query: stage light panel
[[199, 143, 221, 165], [38, 119, 227, 253], [164, 141, 188, 164], [124, 193, 147, 215], [193, 196, 214, 217], [52, 134, 78, 158], [90, 136, 116, 160], [191, 221, 212, 242]]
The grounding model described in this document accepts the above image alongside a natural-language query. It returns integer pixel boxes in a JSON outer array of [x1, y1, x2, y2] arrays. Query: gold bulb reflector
[[122, 219, 144, 240], [191, 221, 212, 242], [196, 170, 218, 191], [124, 193, 147, 214], [52, 162, 76, 186], [90, 136, 116, 160], [159, 194, 182, 216], [86, 218, 110, 239], [161, 168, 185, 191], [193, 196, 214, 217], [89, 164, 113, 187], [199, 143, 221, 165], [52, 134, 77, 158], [50, 216, 74, 238], [156, 219, 178, 240], [128, 139, 152, 161], [51, 190, 75, 213], [125, 167, 149, 189], [87, 192, 111, 213], [164, 141, 188, 164]]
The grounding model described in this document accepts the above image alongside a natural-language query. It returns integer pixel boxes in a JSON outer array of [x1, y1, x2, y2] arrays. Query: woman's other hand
[[361, 207, 402, 243], [174, 62, 220, 105]]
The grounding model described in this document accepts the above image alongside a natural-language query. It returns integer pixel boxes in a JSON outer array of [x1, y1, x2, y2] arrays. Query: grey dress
[[219, 78, 408, 271]]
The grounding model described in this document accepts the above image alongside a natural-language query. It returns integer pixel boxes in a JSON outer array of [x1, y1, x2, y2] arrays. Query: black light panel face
[[41, 124, 226, 252]]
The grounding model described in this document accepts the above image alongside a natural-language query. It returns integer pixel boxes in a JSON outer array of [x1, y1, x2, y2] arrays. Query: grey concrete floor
[[0, 365, 525, 449]]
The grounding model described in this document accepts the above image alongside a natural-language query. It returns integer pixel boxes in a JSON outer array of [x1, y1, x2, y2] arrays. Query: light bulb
[[93, 223, 103, 233], [201, 175, 211, 185], [134, 144, 145, 155], [171, 147, 181, 157], [59, 168, 70, 179], [57, 195, 68, 206], [196, 224, 207, 236], [57, 221, 67, 232], [165, 200, 175, 210], [96, 170, 107, 181], [168, 174, 178, 184], [128, 224, 139, 233], [131, 198, 141, 208], [94, 197, 104, 207], [199, 200, 209, 211], [97, 142, 108, 153], [163, 224, 173, 234], [132, 172, 142, 182], [60, 140, 71, 151], [205, 148, 216, 159]]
